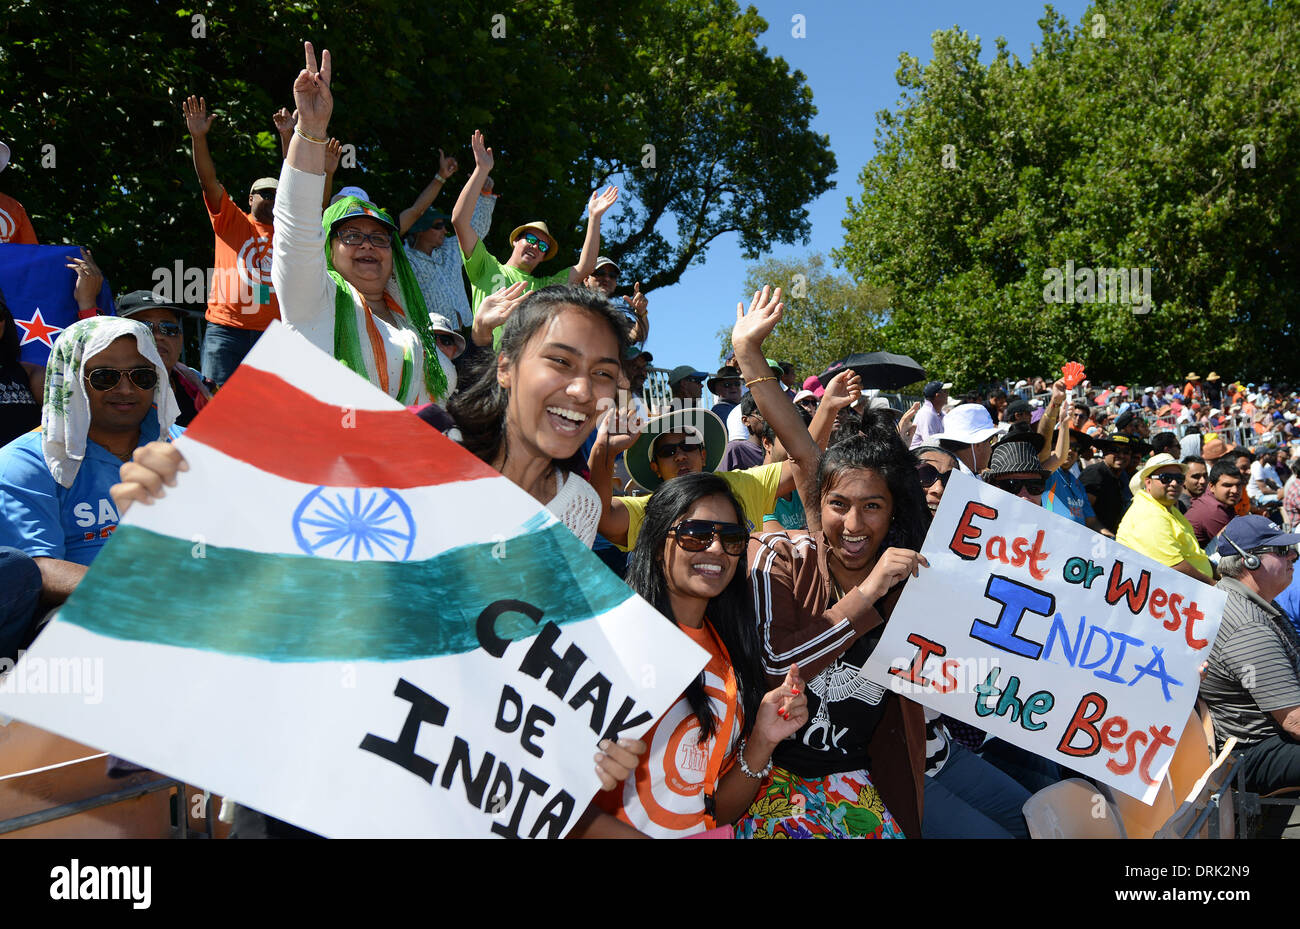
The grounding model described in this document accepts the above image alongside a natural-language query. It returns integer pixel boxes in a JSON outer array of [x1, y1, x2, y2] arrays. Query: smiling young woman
[[740, 422, 931, 838], [571, 473, 808, 838]]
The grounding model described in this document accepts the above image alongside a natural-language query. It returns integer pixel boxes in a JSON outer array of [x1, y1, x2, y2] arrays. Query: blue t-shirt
[[1277, 572, 1300, 642], [1044, 467, 1095, 525], [0, 412, 182, 565]]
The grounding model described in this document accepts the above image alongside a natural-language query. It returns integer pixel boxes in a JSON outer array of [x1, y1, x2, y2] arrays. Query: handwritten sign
[[863, 471, 1226, 804]]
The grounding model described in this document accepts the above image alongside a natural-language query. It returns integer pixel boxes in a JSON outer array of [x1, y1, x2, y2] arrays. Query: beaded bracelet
[[737, 738, 773, 778]]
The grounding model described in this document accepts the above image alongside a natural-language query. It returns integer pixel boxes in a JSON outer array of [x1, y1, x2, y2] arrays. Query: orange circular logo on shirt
[[236, 234, 274, 288], [0, 208, 15, 241]]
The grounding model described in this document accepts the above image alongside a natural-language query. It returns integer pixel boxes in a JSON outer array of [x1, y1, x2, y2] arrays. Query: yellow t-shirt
[[1116, 489, 1213, 578], [616, 463, 783, 553]]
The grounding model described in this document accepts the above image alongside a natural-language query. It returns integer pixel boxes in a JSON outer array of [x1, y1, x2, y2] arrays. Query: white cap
[[932, 403, 1000, 445], [1014, 379, 1028, 390], [330, 185, 371, 205]]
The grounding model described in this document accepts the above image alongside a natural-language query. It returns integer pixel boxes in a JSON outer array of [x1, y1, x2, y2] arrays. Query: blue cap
[[1219, 515, 1300, 553]]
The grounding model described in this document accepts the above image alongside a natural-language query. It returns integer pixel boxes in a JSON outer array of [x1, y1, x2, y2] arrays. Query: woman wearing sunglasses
[[272, 42, 456, 406], [573, 472, 808, 838], [740, 420, 929, 839]]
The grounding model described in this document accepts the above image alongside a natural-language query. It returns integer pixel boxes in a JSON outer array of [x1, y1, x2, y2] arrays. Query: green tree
[[716, 253, 891, 376], [0, 0, 832, 314], [836, 0, 1300, 386]]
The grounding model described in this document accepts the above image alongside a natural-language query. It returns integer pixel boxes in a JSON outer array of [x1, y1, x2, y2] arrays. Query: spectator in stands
[[707, 365, 744, 424], [576, 472, 807, 837], [718, 393, 766, 472], [183, 96, 284, 384], [1080, 437, 1132, 537], [583, 257, 648, 349], [398, 150, 497, 333], [0, 317, 180, 659], [1043, 424, 1102, 531], [1149, 431, 1180, 458], [1248, 448, 1283, 508], [1284, 460, 1300, 532], [667, 365, 708, 406], [984, 387, 1008, 424], [452, 129, 616, 349], [910, 381, 949, 449], [1176, 455, 1208, 514], [932, 404, 1000, 475], [913, 445, 959, 516], [0, 140, 38, 244], [1116, 454, 1214, 583], [1200, 516, 1300, 823], [115, 291, 214, 427], [1186, 461, 1245, 547], [739, 426, 928, 839], [1003, 398, 1032, 425]]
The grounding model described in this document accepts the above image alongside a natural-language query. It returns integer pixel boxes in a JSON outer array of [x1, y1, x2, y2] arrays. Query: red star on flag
[[15, 307, 63, 348]]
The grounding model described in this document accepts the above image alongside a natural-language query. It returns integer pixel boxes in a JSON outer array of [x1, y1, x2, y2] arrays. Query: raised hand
[[471, 129, 494, 173], [323, 137, 342, 173], [438, 148, 458, 180], [272, 107, 297, 136], [731, 285, 784, 353], [822, 369, 862, 411], [293, 40, 333, 136], [629, 282, 648, 315], [183, 96, 216, 137], [587, 186, 619, 219], [898, 401, 922, 444], [472, 280, 529, 346], [66, 247, 104, 310], [596, 401, 643, 455], [754, 663, 809, 747]]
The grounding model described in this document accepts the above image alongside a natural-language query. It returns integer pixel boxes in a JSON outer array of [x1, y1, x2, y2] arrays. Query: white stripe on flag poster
[[240, 321, 408, 412], [129, 437, 551, 560]]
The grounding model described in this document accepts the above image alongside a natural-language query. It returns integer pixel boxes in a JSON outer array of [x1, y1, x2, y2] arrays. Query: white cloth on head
[[41, 316, 178, 489]]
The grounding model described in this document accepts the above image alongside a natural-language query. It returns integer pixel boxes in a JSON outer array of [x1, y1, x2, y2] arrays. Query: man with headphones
[[1199, 515, 1300, 816]]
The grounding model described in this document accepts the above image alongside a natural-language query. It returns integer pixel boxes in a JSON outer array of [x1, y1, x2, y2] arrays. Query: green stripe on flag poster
[[60, 524, 632, 662]]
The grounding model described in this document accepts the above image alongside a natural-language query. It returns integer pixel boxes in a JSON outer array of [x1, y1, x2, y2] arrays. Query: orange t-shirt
[[204, 189, 280, 330], [0, 193, 38, 244], [595, 620, 742, 838]]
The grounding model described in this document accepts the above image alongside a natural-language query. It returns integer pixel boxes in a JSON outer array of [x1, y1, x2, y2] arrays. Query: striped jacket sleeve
[[749, 533, 885, 687]]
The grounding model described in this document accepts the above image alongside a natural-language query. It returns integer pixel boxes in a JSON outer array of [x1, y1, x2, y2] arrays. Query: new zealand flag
[[0, 244, 115, 366]]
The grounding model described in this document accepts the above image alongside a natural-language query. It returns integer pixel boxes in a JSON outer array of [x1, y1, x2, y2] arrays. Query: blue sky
[[638, 0, 1094, 377]]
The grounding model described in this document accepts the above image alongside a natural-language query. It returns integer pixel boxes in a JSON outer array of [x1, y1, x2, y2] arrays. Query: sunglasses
[[990, 477, 1046, 496], [520, 232, 550, 254], [670, 520, 748, 556], [85, 366, 159, 392], [138, 320, 182, 338], [655, 439, 703, 460], [916, 463, 952, 488], [1251, 545, 1298, 559], [253, 189, 276, 199], [429, 221, 447, 231], [337, 230, 393, 249], [1151, 472, 1185, 486], [591, 268, 618, 280], [435, 333, 459, 348]]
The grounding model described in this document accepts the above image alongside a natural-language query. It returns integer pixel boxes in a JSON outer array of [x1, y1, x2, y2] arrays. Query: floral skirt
[[736, 766, 906, 839]]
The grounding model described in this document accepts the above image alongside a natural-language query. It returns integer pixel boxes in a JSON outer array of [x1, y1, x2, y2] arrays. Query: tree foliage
[[0, 0, 833, 305], [836, 0, 1300, 386], [717, 253, 891, 375]]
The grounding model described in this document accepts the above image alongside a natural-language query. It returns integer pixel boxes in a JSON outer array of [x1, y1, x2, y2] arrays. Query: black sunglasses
[[670, 520, 748, 555], [138, 320, 182, 338], [916, 462, 952, 488], [991, 477, 1046, 496], [435, 333, 459, 348], [1151, 472, 1185, 486], [655, 439, 703, 459], [85, 366, 158, 392]]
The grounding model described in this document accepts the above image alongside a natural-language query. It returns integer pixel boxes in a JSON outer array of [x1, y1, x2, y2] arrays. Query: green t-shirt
[[463, 239, 571, 349], [616, 463, 785, 553]]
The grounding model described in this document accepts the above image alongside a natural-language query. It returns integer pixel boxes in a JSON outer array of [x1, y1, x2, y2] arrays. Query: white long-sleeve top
[[271, 162, 434, 405]]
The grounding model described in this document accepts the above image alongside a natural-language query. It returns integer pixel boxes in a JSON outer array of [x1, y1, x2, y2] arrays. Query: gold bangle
[[294, 125, 328, 145], [745, 375, 777, 388]]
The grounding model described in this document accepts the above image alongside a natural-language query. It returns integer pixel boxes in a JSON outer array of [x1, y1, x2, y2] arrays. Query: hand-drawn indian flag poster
[[0, 322, 708, 838], [861, 471, 1227, 805]]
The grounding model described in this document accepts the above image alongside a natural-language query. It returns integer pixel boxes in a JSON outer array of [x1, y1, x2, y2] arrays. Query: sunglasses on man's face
[[592, 268, 618, 280], [85, 366, 159, 392], [991, 477, 1045, 496], [435, 334, 459, 348], [429, 222, 447, 231], [253, 189, 276, 200], [139, 320, 182, 338], [520, 233, 550, 254], [916, 463, 952, 489], [655, 439, 703, 460], [1151, 472, 1185, 486], [670, 520, 748, 556]]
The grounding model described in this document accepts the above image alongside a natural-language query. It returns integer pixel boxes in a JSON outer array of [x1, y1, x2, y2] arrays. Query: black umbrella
[[818, 352, 925, 390]]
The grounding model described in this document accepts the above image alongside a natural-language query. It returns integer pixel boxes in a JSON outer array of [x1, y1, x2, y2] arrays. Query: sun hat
[[932, 403, 1000, 445], [507, 221, 559, 261], [626, 407, 728, 492]]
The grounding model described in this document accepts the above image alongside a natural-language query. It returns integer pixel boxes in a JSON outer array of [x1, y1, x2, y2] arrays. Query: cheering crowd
[[3, 42, 1300, 839]]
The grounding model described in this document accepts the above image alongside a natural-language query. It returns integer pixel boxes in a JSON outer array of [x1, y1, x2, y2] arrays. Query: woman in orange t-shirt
[[573, 473, 808, 838]]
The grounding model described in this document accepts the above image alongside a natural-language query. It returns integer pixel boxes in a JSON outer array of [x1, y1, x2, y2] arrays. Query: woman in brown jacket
[[738, 419, 930, 838]]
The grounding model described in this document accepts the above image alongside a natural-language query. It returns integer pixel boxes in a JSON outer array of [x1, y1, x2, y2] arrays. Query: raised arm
[[398, 149, 458, 236], [1038, 378, 1067, 469], [570, 187, 618, 284], [273, 107, 296, 157], [731, 287, 820, 500], [588, 405, 639, 548], [626, 282, 649, 344], [801, 370, 861, 530], [322, 137, 341, 210], [183, 95, 224, 209], [453, 131, 493, 258]]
